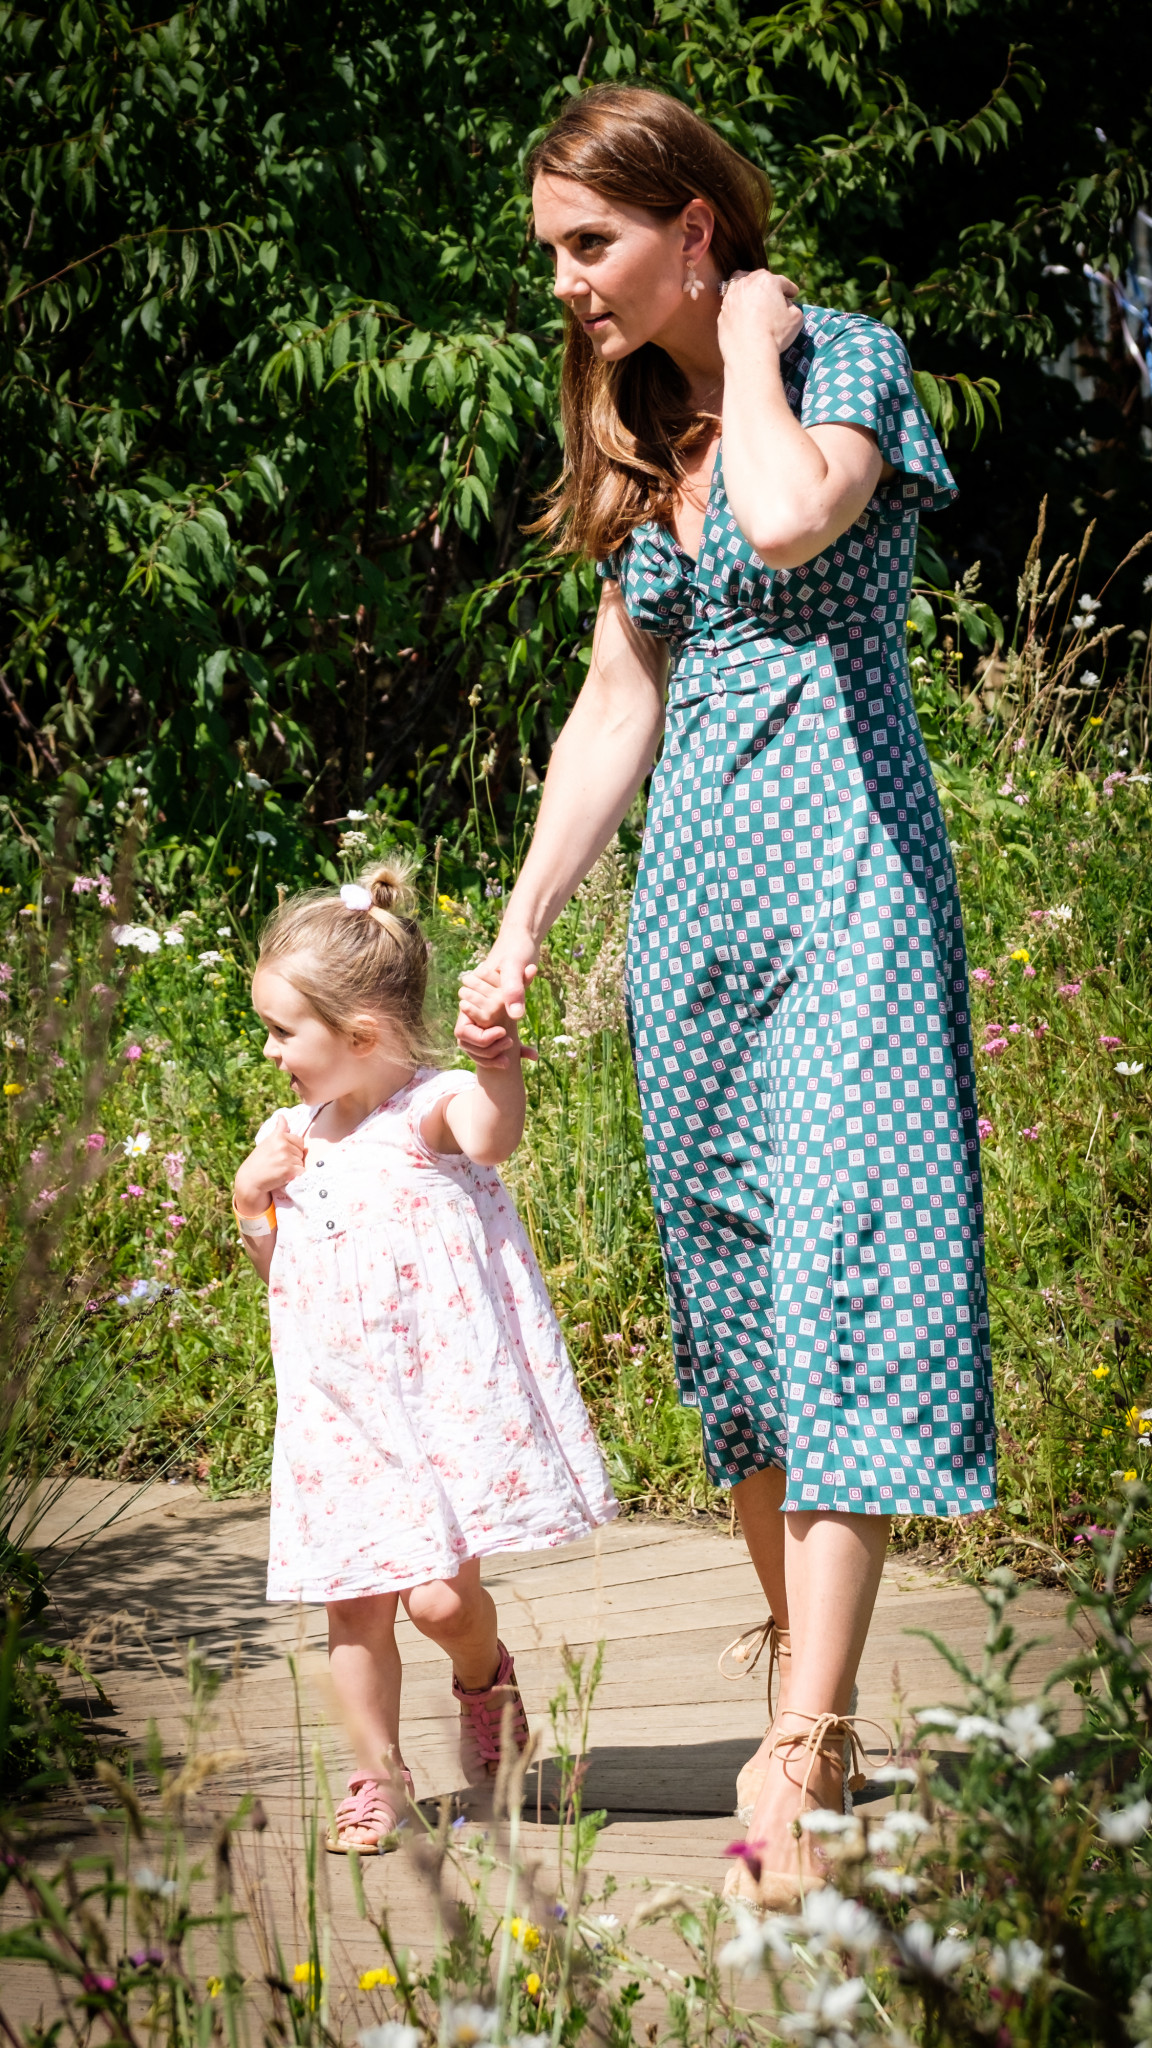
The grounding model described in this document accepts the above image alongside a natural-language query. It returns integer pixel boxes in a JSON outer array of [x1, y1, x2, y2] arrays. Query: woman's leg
[[742, 1509, 892, 1875], [327, 1591, 404, 1782], [401, 1558, 500, 1688]]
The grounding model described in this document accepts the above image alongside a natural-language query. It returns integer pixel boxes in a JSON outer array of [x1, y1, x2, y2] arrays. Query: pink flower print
[[1099, 1036, 1122, 1049], [972, 967, 995, 986], [977, 1116, 994, 1141], [1056, 982, 1082, 999]]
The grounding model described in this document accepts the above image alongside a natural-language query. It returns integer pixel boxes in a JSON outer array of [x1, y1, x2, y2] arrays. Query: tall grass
[[0, 517, 1150, 1567]]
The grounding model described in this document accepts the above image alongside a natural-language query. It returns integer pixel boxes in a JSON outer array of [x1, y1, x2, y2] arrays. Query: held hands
[[233, 1112, 306, 1214], [718, 268, 804, 363], [455, 930, 540, 1070]]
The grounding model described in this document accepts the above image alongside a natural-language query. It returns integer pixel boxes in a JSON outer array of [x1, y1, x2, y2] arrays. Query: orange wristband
[[232, 1195, 277, 1239]]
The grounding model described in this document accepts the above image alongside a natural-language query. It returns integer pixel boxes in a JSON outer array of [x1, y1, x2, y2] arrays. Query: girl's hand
[[718, 268, 803, 362], [233, 1113, 307, 1213], [455, 928, 540, 1069]]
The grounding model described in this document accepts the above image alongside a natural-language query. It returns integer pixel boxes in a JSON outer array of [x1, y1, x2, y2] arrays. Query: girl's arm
[[717, 271, 886, 569], [456, 579, 667, 1045], [421, 1035, 527, 1167], [232, 1113, 306, 1285]]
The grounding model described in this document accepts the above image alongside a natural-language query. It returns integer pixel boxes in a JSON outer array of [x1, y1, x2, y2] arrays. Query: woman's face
[[531, 172, 716, 362]]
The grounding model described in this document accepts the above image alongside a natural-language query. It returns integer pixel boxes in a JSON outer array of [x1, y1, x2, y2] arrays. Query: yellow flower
[[1124, 1470, 1138, 1483], [525, 1973, 542, 1997], [507, 1918, 540, 1951], [21, 903, 37, 914], [225, 865, 241, 876], [358, 1969, 397, 1991], [1125, 1406, 1142, 1430], [1010, 948, 1030, 964], [3, 1082, 23, 1096], [293, 1961, 325, 1984], [1102, 1428, 1113, 1439], [1088, 716, 1103, 726], [1092, 1365, 1110, 1379], [206, 1978, 224, 1998]]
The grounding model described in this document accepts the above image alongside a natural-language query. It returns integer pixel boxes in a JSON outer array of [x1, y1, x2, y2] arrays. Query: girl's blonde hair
[[525, 85, 773, 561], [256, 857, 437, 1064]]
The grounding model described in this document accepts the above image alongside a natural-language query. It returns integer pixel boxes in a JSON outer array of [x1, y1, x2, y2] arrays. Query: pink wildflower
[[1023, 965, 1036, 979], [121, 1184, 144, 1199], [1032, 1021, 1049, 1039], [982, 1038, 1009, 1057], [1021, 1126, 1041, 1141], [163, 1149, 186, 1191], [0, 963, 12, 982], [977, 1116, 994, 1141], [972, 967, 995, 986], [1056, 982, 1082, 999], [1099, 1036, 1122, 1049], [86, 1131, 106, 1151], [165, 1214, 186, 1231], [71, 876, 99, 895], [125, 1044, 143, 1061], [1008, 1023, 1021, 1035], [604, 1332, 624, 1345], [30, 1146, 46, 1165], [1028, 910, 1046, 923]]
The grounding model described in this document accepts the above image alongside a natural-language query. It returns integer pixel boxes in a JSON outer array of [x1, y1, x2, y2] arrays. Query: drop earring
[[683, 259, 703, 302]]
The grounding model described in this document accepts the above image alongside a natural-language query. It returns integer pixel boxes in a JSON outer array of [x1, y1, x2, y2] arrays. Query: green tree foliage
[[0, 0, 1147, 840]]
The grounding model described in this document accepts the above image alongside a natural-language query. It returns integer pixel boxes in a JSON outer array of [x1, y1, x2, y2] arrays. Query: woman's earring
[[683, 260, 702, 302]]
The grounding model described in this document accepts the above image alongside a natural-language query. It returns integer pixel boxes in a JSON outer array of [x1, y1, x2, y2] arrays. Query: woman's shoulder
[[796, 303, 912, 370]]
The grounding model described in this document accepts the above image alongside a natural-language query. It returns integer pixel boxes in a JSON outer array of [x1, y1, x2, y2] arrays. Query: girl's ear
[[347, 1013, 382, 1056]]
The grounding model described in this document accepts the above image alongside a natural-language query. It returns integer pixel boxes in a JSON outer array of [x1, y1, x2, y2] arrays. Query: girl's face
[[252, 962, 385, 1104], [531, 173, 717, 363]]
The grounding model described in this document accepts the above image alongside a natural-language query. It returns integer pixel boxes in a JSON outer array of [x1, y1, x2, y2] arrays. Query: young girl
[[232, 862, 617, 1851]]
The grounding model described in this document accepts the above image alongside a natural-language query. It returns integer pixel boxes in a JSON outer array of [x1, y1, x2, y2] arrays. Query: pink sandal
[[326, 1765, 414, 1853], [453, 1641, 529, 1785]]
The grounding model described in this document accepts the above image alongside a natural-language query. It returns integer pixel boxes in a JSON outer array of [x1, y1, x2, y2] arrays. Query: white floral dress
[[257, 1068, 617, 1602]]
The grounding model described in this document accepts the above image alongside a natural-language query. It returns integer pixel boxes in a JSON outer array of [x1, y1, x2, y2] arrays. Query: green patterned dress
[[599, 305, 995, 1517]]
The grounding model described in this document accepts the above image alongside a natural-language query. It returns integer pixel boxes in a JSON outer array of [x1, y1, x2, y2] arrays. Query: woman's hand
[[455, 930, 540, 1070], [718, 269, 803, 362]]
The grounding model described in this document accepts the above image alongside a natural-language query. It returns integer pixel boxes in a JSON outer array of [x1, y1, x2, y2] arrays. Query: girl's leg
[[401, 1558, 500, 1687], [731, 1465, 792, 1769], [743, 1509, 892, 1876], [327, 1591, 404, 1778]]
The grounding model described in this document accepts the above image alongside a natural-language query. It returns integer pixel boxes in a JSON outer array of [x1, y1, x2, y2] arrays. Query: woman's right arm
[[464, 577, 667, 1027]]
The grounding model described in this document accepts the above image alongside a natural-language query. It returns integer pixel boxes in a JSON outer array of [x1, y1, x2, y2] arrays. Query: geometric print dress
[[600, 304, 996, 1519]]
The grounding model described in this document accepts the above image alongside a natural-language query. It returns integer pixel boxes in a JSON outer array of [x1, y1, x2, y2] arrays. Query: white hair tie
[[340, 883, 374, 910]]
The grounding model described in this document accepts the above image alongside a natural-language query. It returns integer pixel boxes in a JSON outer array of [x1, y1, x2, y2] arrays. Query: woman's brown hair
[[256, 858, 438, 1066], [526, 85, 773, 561]]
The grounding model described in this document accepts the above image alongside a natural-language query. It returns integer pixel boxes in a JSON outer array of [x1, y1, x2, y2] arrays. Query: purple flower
[[982, 1037, 1009, 1058], [125, 1044, 143, 1061], [723, 1841, 762, 1882], [972, 967, 995, 986], [1023, 965, 1036, 979], [71, 876, 99, 895], [1056, 982, 1082, 999], [121, 1184, 144, 1199], [1099, 1036, 1122, 1049], [86, 1131, 106, 1151], [82, 1972, 117, 1994], [1021, 1126, 1041, 1141], [163, 1149, 186, 1190], [603, 1332, 623, 1345], [977, 1116, 994, 1141]]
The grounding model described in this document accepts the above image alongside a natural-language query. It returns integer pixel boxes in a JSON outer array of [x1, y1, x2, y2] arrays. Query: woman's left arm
[[718, 272, 888, 571]]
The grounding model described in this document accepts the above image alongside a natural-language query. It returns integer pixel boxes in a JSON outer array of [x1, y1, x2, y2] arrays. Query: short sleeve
[[407, 1065, 476, 1160], [800, 312, 957, 511]]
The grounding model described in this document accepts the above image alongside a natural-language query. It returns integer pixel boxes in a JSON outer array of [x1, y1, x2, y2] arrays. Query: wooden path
[[11, 1481, 1090, 2027]]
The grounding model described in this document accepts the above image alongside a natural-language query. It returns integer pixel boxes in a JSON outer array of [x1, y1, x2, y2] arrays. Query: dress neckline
[[668, 438, 724, 573], [302, 1068, 421, 1148]]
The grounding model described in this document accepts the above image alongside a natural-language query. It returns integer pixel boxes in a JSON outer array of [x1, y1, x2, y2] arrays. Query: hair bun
[[360, 857, 419, 918]]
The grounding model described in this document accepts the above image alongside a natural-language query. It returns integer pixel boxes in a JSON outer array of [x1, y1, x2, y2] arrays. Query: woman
[[457, 84, 995, 1906]]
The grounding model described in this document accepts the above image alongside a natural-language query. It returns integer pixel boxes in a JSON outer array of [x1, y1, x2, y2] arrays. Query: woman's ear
[[682, 197, 716, 266]]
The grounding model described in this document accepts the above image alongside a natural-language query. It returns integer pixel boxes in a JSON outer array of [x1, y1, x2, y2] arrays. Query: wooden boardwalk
[[13, 1481, 1090, 2022]]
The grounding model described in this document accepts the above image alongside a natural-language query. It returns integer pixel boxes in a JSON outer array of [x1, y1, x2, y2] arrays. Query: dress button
[[319, 1189, 328, 1198], [326, 1219, 335, 1231]]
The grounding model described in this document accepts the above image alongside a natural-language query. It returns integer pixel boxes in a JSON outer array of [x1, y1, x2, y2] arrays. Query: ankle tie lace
[[718, 1617, 792, 1714], [766, 1708, 893, 1805]]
